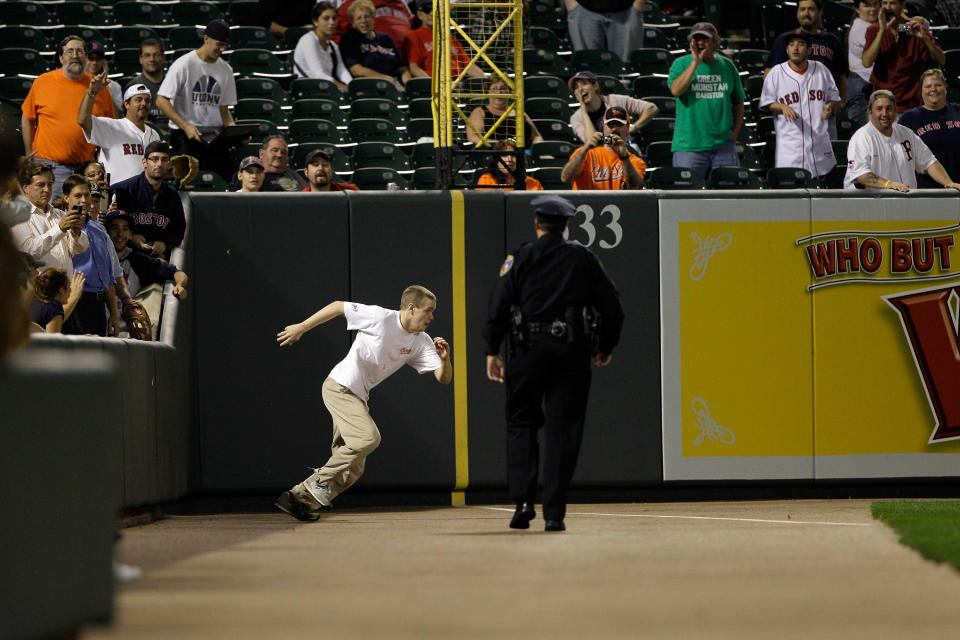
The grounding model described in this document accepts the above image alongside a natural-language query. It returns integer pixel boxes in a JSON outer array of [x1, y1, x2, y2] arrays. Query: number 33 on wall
[[562, 204, 623, 249]]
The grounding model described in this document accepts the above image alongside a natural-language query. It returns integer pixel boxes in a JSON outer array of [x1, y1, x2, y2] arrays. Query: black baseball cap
[[104, 210, 135, 228], [86, 41, 107, 58], [785, 30, 813, 46], [531, 194, 576, 219], [568, 70, 598, 89], [204, 20, 231, 42], [304, 149, 332, 166]]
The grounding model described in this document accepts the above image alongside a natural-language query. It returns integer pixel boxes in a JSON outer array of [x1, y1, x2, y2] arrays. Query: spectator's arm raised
[[77, 70, 109, 135], [670, 40, 703, 97]]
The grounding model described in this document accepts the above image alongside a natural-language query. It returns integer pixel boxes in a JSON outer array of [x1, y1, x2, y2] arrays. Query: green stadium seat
[[190, 169, 229, 191], [640, 95, 675, 117], [764, 167, 816, 189], [348, 118, 405, 144], [58, 1, 115, 28], [167, 26, 203, 50], [639, 117, 676, 146], [528, 26, 570, 53], [831, 139, 848, 166], [228, 1, 262, 27], [227, 49, 294, 84], [350, 167, 409, 190], [525, 96, 572, 121], [528, 1, 566, 30], [111, 27, 161, 51], [407, 97, 433, 120], [641, 26, 671, 49], [233, 98, 285, 126], [290, 78, 347, 104], [644, 140, 673, 168], [234, 118, 281, 140], [348, 77, 402, 102], [0, 2, 59, 28], [632, 74, 669, 98], [171, 1, 224, 26], [643, 1, 678, 27], [646, 166, 706, 189], [231, 26, 282, 51], [530, 167, 570, 190], [407, 118, 434, 141], [0, 48, 49, 77], [0, 27, 53, 53], [534, 119, 578, 143], [288, 118, 347, 145], [629, 48, 671, 75], [112, 48, 144, 76], [819, 164, 846, 189], [236, 77, 290, 105], [708, 166, 762, 189], [744, 74, 765, 100], [292, 99, 346, 126], [0, 76, 36, 103], [412, 141, 435, 168], [733, 49, 769, 75], [284, 26, 313, 50], [937, 27, 960, 49], [112, 1, 173, 27], [524, 75, 574, 102], [736, 142, 763, 169], [350, 98, 405, 125], [404, 77, 433, 100], [412, 166, 438, 189], [352, 142, 412, 171], [571, 49, 626, 77], [291, 143, 352, 173], [525, 48, 572, 78], [595, 75, 630, 96], [529, 140, 576, 168]]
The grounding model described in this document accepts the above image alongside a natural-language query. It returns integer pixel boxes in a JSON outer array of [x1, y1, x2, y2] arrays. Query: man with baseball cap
[[561, 106, 646, 189], [301, 149, 359, 192], [668, 22, 746, 179], [157, 20, 239, 181], [569, 70, 658, 144], [236, 156, 266, 193], [78, 78, 161, 184], [485, 194, 624, 532], [84, 41, 124, 114]]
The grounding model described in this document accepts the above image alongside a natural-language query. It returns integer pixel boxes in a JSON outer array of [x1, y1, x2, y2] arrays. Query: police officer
[[484, 194, 624, 532]]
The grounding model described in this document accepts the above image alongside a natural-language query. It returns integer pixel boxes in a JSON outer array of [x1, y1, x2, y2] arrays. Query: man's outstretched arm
[[277, 301, 345, 346], [433, 337, 453, 384]]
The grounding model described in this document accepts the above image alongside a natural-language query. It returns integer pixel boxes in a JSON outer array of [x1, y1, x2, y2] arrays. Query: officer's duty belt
[[526, 319, 568, 339]]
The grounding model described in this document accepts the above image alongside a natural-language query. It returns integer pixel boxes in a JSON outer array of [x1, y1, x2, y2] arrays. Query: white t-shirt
[[844, 122, 937, 190], [293, 31, 353, 85], [329, 302, 442, 402], [84, 116, 161, 183], [847, 17, 875, 82], [157, 51, 237, 131], [108, 79, 124, 115], [760, 60, 839, 177]]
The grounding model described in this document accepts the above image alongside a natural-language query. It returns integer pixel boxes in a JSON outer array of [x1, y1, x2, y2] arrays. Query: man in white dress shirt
[[274, 285, 453, 521], [78, 77, 161, 184]]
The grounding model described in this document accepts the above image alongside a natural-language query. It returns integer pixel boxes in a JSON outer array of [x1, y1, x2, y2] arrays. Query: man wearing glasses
[[110, 141, 186, 261], [20, 36, 116, 192]]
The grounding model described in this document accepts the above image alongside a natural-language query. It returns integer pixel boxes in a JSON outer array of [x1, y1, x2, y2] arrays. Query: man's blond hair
[[400, 285, 436, 310]]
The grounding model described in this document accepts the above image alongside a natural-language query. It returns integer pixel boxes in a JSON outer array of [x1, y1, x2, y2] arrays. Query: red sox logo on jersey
[[797, 223, 960, 443], [122, 143, 145, 156], [778, 89, 827, 106]]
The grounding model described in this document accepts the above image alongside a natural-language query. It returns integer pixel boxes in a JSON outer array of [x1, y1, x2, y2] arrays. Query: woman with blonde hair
[[467, 76, 543, 147], [339, 0, 410, 90]]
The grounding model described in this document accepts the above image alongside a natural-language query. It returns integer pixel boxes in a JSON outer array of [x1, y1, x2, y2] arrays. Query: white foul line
[[475, 506, 872, 527]]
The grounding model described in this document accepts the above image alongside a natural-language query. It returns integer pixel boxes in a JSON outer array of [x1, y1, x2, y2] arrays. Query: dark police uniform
[[484, 195, 624, 530]]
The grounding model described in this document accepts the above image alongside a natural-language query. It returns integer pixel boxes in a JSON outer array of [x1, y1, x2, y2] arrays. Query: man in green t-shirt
[[668, 22, 746, 178]]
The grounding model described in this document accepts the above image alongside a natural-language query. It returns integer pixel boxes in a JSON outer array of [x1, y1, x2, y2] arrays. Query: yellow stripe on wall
[[451, 191, 469, 504]]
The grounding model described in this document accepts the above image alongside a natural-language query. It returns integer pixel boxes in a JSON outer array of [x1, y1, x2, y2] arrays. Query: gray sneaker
[[306, 477, 332, 508]]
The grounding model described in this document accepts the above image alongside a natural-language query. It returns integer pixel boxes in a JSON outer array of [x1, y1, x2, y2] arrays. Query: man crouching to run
[[275, 285, 452, 521]]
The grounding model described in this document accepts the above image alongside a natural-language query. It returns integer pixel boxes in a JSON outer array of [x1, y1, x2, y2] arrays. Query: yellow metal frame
[[432, 0, 525, 149]]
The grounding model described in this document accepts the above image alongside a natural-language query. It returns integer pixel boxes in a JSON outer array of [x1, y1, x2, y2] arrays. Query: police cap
[[531, 194, 576, 219]]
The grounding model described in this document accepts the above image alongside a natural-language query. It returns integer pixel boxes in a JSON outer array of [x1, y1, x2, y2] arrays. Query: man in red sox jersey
[[78, 78, 160, 183], [760, 31, 840, 177]]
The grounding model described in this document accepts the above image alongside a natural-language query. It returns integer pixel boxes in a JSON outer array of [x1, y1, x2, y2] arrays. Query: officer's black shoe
[[275, 491, 322, 522], [509, 502, 536, 529], [544, 519, 565, 532]]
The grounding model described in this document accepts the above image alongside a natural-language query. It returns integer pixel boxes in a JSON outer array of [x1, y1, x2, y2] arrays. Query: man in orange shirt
[[561, 106, 646, 189], [21, 35, 115, 194], [403, 0, 484, 79]]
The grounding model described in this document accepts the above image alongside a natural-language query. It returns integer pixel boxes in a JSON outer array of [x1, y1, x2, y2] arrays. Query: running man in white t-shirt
[[274, 285, 453, 521], [844, 89, 960, 191], [78, 77, 161, 184]]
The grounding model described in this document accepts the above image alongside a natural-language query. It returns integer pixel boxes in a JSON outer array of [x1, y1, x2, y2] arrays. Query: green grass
[[871, 500, 960, 572]]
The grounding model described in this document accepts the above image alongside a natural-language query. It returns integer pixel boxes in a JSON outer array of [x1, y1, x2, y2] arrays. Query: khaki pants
[[293, 377, 381, 505]]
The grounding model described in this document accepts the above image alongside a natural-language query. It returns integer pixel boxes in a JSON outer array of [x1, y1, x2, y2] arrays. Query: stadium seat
[[640, 95, 676, 117], [937, 27, 960, 50], [595, 75, 630, 96], [528, 26, 570, 53], [283, 26, 312, 50], [236, 78, 289, 106], [167, 26, 204, 50], [234, 142, 262, 160], [0, 2, 59, 28], [646, 166, 706, 189], [708, 167, 762, 189], [534, 119, 578, 143], [835, 110, 857, 140], [227, 49, 294, 83], [0, 77, 36, 103], [190, 170, 229, 191], [111, 27, 162, 51], [733, 49, 769, 75], [171, 1, 225, 26], [234, 118, 281, 139], [764, 167, 816, 189], [412, 166, 439, 189], [348, 118, 405, 144], [944, 49, 960, 84], [529, 140, 576, 168], [525, 75, 574, 102], [291, 143, 352, 173], [819, 164, 846, 189], [350, 167, 409, 190], [404, 77, 433, 100], [228, 1, 262, 27], [641, 26, 671, 49], [525, 96, 572, 121], [353, 142, 412, 171], [640, 117, 676, 145], [571, 49, 626, 76], [0, 27, 53, 53], [644, 140, 673, 168], [629, 48, 671, 75], [736, 142, 764, 169], [407, 118, 434, 141], [530, 167, 570, 190], [349, 77, 402, 103], [528, 1, 566, 30], [0, 49, 49, 78], [112, 48, 144, 76], [113, 1, 173, 27], [292, 98, 346, 126], [231, 26, 282, 51], [831, 139, 848, 166], [744, 74, 765, 100], [233, 98, 286, 126], [412, 141, 435, 168], [632, 74, 669, 98], [58, 1, 115, 28], [643, 1, 678, 27], [407, 97, 433, 120], [525, 49, 572, 78], [288, 118, 347, 145], [290, 78, 346, 104], [351, 98, 405, 125]]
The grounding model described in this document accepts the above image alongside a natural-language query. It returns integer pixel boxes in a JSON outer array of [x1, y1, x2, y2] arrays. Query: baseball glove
[[171, 154, 199, 189], [122, 300, 153, 341]]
